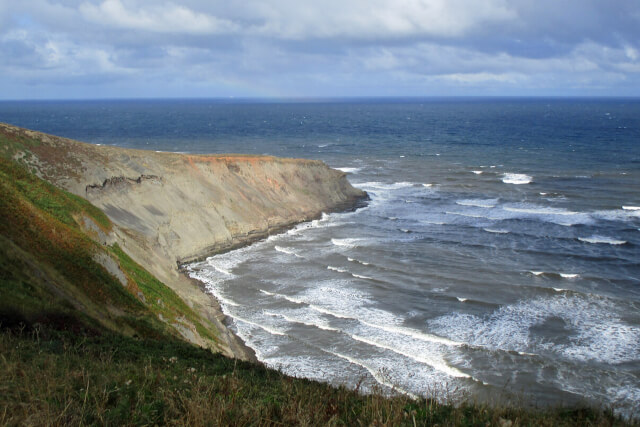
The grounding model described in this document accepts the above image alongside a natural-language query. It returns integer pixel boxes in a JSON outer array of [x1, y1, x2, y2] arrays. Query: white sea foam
[[471, 170, 483, 175], [263, 310, 339, 332], [500, 205, 592, 226], [274, 245, 304, 257], [422, 183, 433, 187], [335, 167, 362, 174], [553, 288, 569, 292], [446, 211, 487, 219], [483, 228, 509, 234], [504, 206, 578, 216], [327, 350, 418, 398], [360, 320, 462, 347], [331, 238, 366, 248], [560, 273, 579, 279], [502, 173, 532, 184], [262, 287, 460, 348], [529, 271, 545, 276], [348, 257, 370, 265], [308, 304, 352, 319], [352, 273, 373, 280], [354, 181, 419, 191], [207, 262, 233, 276], [430, 295, 640, 364], [231, 314, 287, 336], [578, 236, 627, 245], [456, 297, 468, 302], [622, 206, 640, 211], [327, 265, 348, 273], [456, 199, 498, 208], [349, 334, 469, 378]]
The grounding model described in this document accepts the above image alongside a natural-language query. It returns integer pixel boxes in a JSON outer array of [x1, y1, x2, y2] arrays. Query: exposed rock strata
[[1, 123, 367, 359]]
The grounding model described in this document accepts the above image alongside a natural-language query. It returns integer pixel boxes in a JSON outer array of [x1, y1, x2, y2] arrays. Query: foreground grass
[[0, 325, 632, 427]]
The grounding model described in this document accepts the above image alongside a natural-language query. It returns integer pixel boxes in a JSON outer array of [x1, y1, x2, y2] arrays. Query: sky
[[1, 0, 639, 99]]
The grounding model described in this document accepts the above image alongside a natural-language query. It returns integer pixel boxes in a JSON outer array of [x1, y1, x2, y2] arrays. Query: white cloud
[[1, 0, 640, 97], [247, 0, 516, 39], [78, 0, 238, 34]]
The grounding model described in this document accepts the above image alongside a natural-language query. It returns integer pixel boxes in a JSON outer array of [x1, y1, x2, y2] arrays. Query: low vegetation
[[1, 325, 631, 426]]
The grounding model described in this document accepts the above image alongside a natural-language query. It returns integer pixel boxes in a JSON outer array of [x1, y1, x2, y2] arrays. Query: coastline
[[182, 272, 259, 363], [1, 122, 368, 359], [178, 194, 369, 362]]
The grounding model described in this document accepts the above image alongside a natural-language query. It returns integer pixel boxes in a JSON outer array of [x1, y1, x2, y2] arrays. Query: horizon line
[[2, 95, 640, 103]]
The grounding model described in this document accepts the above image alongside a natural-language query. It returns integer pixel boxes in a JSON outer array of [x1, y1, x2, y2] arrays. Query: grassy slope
[[0, 130, 634, 425], [0, 154, 221, 344]]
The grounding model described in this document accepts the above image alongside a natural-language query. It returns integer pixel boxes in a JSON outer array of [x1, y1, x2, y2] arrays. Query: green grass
[[111, 244, 220, 343], [0, 153, 111, 230], [0, 326, 632, 427], [0, 155, 219, 346]]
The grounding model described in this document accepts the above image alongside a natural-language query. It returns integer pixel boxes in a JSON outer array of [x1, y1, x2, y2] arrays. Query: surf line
[[350, 334, 469, 378]]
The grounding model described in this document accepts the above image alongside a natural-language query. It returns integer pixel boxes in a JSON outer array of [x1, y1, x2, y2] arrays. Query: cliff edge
[[0, 122, 367, 358]]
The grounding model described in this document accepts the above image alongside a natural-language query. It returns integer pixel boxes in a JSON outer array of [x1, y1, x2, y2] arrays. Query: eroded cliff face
[[1, 123, 366, 358]]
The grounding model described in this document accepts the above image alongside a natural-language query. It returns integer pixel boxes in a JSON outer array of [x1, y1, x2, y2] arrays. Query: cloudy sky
[[1, 0, 639, 99]]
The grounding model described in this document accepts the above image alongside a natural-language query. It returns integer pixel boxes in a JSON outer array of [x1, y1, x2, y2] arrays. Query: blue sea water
[[1, 98, 639, 414]]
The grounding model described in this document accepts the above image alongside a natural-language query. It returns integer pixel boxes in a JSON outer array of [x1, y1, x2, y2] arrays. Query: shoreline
[[179, 194, 370, 362], [182, 272, 259, 363], [1, 122, 369, 361]]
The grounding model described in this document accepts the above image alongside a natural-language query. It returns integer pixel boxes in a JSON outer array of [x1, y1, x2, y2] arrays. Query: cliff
[[0, 122, 366, 358]]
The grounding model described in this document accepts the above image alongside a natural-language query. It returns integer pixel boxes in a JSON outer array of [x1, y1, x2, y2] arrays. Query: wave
[[327, 266, 373, 280], [483, 228, 509, 234], [349, 334, 470, 378], [354, 181, 416, 191], [446, 211, 487, 219], [502, 173, 532, 184], [528, 271, 579, 279], [456, 199, 498, 208], [503, 206, 578, 216], [335, 167, 362, 174], [471, 170, 483, 175], [259, 289, 460, 347], [348, 257, 370, 265], [456, 297, 468, 302], [578, 236, 627, 245], [421, 220, 446, 225], [622, 206, 640, 211], [331, 238, 368, 248], [263, 310, 339, 332], [360, 320, 462, 347], [206, 262, 233, 276], [274, 245, 304, 257], [429, 295, 640, 364], [230, 314, 287, 336], [326, 350, 418, 398]]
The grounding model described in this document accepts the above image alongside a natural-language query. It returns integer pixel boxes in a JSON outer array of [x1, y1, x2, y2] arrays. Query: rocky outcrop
[[0, 122, 367, 359]]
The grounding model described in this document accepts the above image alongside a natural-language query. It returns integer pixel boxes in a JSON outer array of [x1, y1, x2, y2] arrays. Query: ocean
[[1, 98, 639, 414]]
